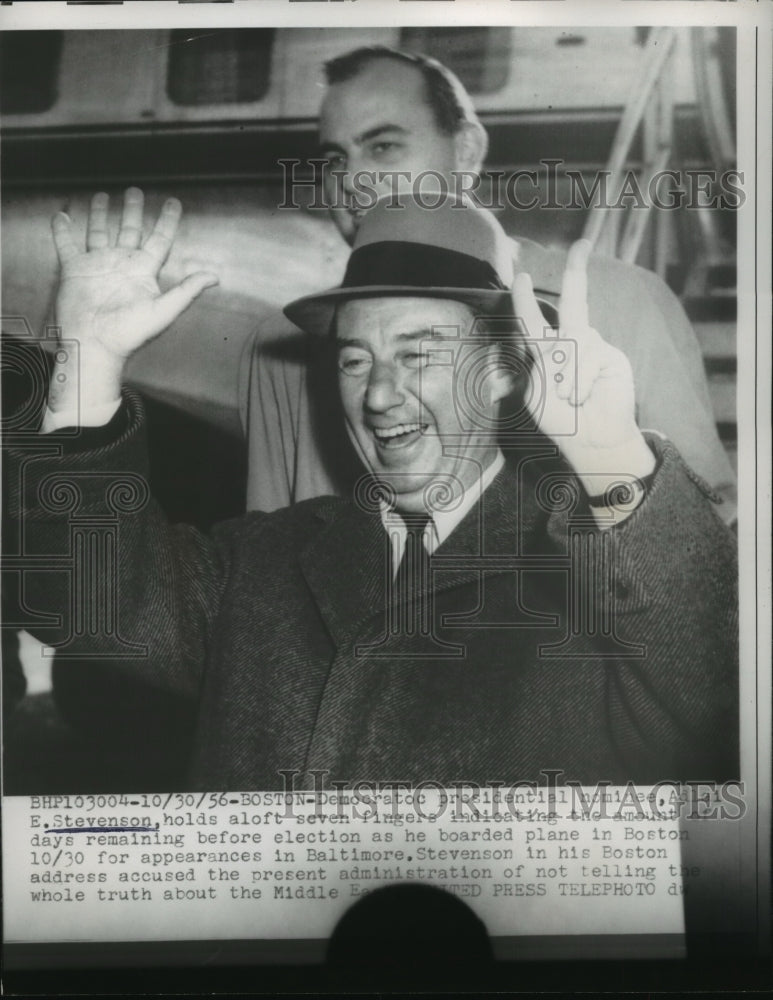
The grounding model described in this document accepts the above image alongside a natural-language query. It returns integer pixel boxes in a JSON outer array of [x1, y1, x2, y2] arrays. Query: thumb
[[151, 271, 219, 332]]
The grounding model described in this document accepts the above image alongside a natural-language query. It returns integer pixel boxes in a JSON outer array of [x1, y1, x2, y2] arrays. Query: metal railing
[[581, 26, 678, 276]]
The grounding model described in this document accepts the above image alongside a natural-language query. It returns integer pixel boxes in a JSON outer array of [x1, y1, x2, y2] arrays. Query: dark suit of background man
[[9, 189, 738, 789], [243, 45, 736, 523]]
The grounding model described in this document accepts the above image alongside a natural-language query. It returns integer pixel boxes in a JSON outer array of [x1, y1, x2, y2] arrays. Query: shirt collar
[[379, 450, 505, 555]]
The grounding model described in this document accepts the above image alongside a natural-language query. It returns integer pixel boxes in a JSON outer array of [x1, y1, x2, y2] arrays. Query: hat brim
[[284, 285, 514, 338]]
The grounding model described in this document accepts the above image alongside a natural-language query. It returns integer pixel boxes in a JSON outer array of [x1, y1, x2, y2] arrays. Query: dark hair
[[324, 45, 481, 137]]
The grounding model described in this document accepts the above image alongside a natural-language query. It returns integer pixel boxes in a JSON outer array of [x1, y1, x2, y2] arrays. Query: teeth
[[373, 422, 424, 441]]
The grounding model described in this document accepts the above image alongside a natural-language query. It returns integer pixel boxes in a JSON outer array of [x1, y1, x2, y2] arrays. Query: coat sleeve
[[587, 256, 738, 523], [547, 434, 739, 781], [6, 391, 246, 699]]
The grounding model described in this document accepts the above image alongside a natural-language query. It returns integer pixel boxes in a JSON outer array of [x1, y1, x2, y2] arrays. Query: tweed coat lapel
[[429, 450, 554, 585], [298, 500, 390, 647]]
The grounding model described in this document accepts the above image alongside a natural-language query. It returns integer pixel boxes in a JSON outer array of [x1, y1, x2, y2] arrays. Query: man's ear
[[453, 121, 488, 174]]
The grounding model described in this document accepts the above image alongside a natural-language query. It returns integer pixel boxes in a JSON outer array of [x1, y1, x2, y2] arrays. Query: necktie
[[392, 512, 432, 636]]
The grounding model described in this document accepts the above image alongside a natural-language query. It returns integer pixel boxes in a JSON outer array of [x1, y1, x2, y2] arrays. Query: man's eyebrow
[[357, 124, 410, 145], [335, 330, 437, 349], [336, 337, 369, 350], [396, 329, 437, 342], [318, 140, 346, 156], [318, 124, 410, 154]]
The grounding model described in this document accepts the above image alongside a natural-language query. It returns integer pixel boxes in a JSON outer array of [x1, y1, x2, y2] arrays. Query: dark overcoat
[[9, 393, 739, 789]]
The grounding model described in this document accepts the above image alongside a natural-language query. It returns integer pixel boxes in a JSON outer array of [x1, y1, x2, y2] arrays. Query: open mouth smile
[[372, 422, 428, 448]]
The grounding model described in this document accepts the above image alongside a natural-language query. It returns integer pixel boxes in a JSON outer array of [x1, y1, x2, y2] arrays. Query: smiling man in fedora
[[10, 187, 738, 789]]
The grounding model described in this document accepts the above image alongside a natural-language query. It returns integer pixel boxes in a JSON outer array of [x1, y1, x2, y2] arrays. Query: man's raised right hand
[[48, 187, 218, 412]]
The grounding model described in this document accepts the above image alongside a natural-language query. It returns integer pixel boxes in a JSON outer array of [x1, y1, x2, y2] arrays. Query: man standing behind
[[243, 46, 735, 520]]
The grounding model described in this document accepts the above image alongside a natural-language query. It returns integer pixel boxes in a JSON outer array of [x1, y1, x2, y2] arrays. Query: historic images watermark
[[267, 771, 749, 823], [279, 159, 746, 213]]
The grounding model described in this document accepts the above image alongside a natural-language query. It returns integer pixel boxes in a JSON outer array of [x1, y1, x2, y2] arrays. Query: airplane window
[[166, 29, 274, 106], [0, 31, 63, 115], [399, 27, 512, 95]]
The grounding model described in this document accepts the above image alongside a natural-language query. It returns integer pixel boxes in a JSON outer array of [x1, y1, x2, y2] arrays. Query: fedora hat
[[284, 194, 516, 337]]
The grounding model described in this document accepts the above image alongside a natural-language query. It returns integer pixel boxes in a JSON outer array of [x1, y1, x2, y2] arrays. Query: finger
[[51, 212, 79, 264], [86, 192, 110, 250], [512, 272, 553, 354], [116, 187, 144, 249], [559, 239, 591, 331], [573, 330, 610, 406], [142, 197, 182, 269], [557, 333, 610, 406], [562, 353, 598, 406], [149, 271, 219, 333]]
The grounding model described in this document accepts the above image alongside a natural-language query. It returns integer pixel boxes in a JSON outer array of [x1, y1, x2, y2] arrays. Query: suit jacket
[[10, 393, 738, 789], [241, 237, 737, 520]]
